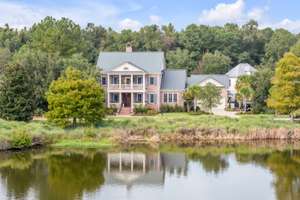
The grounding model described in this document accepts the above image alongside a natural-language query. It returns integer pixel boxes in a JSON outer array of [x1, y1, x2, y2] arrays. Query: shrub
[[10, 129, 32, 149], [291, 109, 300, 119], [106, 106, 118, 115], [160, 104, 185, 113], [134, 105, 158, 116]]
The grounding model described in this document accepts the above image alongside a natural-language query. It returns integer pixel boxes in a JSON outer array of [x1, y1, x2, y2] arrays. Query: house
[[226, 63, 257, 108], [97, 44, 186, 114], [97, 45, 256, 114]]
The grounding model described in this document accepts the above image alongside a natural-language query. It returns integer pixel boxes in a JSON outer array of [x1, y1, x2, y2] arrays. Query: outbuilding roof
[[187, 74, 230, 88], [97, 52, 165, 73], [161, 69, 187, 90], [226, 63, 257, 77]]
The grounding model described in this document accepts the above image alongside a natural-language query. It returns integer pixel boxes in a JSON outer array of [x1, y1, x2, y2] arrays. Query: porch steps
[[118, 107, 132, 115]]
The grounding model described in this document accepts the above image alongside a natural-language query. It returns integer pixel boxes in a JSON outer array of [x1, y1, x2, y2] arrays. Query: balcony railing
[[108, 84, 144, 90]]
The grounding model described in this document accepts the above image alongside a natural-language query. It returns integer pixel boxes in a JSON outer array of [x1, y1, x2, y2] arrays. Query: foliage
[[183, 85, 201, 112], [267, 53, 300, 114], [160, 104, 185, 113], [290, 39, 300, 57], [0, 48, 11, 73], [166, 48, 194, 72], [105, 106, 118, 115], [251, 67, 274, 113], [236, 75, 255, 111], [264, 29, 297, 64], [46, 67, 105, 127], [0, 63, 34, 121], [134, 105, 157, 115], [198, 83, 222, 112], [10, 129, 32, 149], [201, 51, 232, 74]]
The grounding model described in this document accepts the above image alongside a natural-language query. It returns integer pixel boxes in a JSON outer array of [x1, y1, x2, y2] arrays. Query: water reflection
[[0, 146, 299, 200], [104, 152, 187, 189]]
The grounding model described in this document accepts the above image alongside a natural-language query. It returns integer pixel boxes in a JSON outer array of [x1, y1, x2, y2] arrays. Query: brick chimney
[[126, 43, 132, 52]]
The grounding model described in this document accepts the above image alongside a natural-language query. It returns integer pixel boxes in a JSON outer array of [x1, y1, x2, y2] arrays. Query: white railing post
[[119, 74, 121, 89]]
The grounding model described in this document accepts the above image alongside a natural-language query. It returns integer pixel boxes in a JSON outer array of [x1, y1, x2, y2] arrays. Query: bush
[[106, 106, 118, 115], [160, 104, 185, 113], [134, 105, 158, 116], [291, 109, 300, 119], [10, 129, 32, 149]]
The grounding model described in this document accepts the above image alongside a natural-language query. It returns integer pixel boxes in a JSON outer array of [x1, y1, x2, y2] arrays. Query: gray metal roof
[[97, 52, 165, 73], [226, 63, 257, 77], [187, 74, 229, 88], [161, 69, 187, 90]]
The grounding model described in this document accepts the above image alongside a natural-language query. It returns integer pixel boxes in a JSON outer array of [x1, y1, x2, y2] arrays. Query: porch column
[[143, 74, 146, 106], [119, 74, 121, 89], [107, 92, 110, 108], [107, 73, 110, 89], [131, 74, 133, 89], [131, 92, 134, 112]]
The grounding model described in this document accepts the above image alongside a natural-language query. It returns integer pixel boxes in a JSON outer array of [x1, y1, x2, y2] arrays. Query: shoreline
[[1, 126, 300, 151]]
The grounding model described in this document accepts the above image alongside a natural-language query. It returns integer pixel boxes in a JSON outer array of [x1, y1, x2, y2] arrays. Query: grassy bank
[[0, 113, 299, 150]]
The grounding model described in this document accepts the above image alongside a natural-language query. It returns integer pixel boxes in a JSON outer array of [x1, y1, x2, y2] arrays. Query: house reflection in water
[[104, 152, 187, 188]]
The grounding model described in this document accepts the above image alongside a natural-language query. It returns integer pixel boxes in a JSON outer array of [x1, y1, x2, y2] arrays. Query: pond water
[[0, 144, 299, 200]]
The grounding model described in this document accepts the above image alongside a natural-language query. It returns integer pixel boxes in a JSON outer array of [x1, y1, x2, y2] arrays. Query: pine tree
[[0, 64, 34, 121]]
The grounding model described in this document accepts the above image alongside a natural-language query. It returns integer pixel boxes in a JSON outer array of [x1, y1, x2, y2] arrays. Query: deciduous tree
[[267, 53, 300, 114], [46, 67, 105, 127]]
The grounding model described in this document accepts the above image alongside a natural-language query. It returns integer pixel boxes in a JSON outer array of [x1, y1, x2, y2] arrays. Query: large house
[[97, 45, 256, 114]]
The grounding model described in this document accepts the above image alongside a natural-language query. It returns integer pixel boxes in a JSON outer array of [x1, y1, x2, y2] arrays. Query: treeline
[[0, 16, 300, 120]]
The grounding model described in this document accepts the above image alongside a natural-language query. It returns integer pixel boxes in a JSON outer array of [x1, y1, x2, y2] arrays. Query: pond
[[0, 144, 299, 200]]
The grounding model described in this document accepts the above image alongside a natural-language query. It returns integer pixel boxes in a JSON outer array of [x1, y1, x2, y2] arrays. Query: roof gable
[[187, 74, 229, 88], [110, 62, 146, 72]]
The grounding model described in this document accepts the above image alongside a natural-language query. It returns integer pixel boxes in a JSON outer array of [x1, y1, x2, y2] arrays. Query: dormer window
[[123, 67, 129, 70]]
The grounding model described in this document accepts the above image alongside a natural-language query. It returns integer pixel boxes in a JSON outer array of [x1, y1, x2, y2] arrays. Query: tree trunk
[[194, 99, 197, 112], [73, 117, 77, 127]]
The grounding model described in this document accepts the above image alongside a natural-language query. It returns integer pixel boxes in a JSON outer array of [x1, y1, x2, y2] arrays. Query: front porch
[[108, 92, 145, 115]]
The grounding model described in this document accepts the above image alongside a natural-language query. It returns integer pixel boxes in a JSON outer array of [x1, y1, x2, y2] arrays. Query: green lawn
[[0, 113, 299, 149]]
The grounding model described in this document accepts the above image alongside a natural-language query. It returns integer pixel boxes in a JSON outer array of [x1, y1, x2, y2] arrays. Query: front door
[[122, 93, 131, 107]]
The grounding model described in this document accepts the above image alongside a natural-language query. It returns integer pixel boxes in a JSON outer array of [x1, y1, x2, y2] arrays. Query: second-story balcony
[[108, 74, 145, 91]]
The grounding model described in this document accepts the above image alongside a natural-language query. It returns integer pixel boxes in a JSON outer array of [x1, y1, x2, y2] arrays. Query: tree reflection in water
[[0, 147, 299, 200]]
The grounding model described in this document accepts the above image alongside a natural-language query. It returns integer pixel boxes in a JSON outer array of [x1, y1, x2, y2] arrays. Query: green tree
[[11, 47, 61, 111], [236, 75, 255, 112], [290, 39, 300, 57], [251, 67, 274, 113], [183, 85, 201, 112], [265, 29, 297, 64], [198, 83, 221, 113], [46, 67, 105, 127], [29, 17, 86, 58], [166, 48, 194, 72], [0, 48, 11, 74], [0, 64, 34, 121], [201, 51, 231, 74], [267, 53, 300, 114]]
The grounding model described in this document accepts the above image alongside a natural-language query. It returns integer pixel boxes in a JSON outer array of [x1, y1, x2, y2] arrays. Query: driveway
[[211, 108, 239, 118]]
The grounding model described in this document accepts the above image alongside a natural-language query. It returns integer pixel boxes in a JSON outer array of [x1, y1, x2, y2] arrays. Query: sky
[[0, 0, 300, 33]]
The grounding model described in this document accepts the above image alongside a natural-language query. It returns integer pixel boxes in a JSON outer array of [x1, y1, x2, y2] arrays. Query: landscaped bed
[[0, 113, 300, 150]]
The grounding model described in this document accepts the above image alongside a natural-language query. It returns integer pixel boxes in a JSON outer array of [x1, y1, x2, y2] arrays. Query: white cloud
[[248, 8, 265, 21], [149, 15, 161, 25], [272, 19, 300, 33], [0, 0, 120, 29], [118, 18, 142, 31], [199, 0, 245, 25]]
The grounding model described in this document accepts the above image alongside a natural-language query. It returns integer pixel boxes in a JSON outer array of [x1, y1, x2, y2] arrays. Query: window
[[101, 77, 107, 85], [133, 76, 143, 84], [173, 94, 177, 102], [134, 93, 143, 103], [111, 76, 119, 84], [168, 94, 173, 102], [148, 94, 156, 103], [149, 77, 156, 85], [110, 93, 119, 103], [164, 93, 168, 103]]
